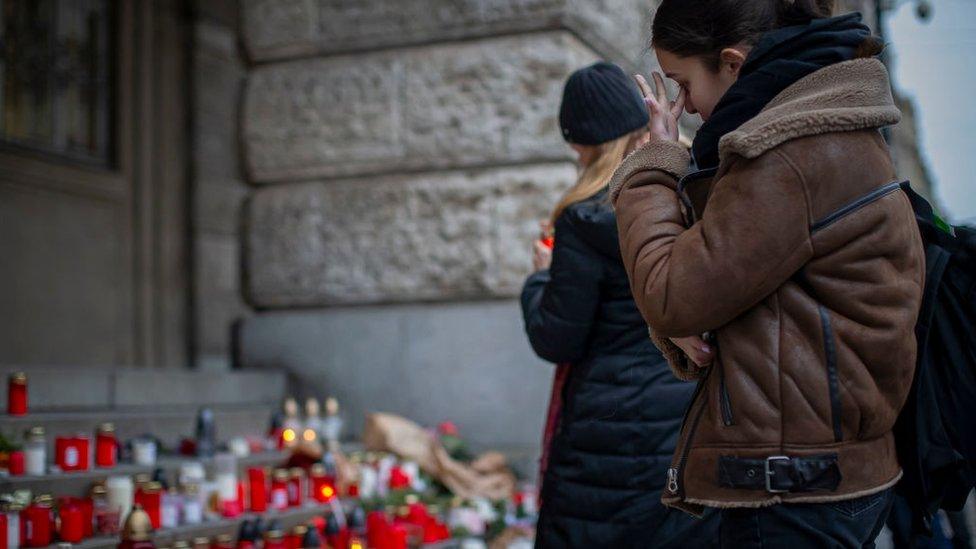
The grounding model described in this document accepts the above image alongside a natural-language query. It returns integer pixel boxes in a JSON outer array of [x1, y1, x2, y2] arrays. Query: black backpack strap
[[901, 179, 952, 334], [901, 181, 957, 240], [917, 245, 951, 345], [900, 181, 934, 221]]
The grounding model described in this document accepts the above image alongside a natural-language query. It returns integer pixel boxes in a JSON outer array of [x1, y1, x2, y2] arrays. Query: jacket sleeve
[[520, 213, 603, 364], [610, 139, 815, 338], [649, 329, 704, 381]]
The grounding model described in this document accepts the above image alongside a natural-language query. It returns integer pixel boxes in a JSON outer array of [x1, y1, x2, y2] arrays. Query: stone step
[[0, 368, 290, 497], [0, 449, 288, 498], [0, 404, 277, 455], [35, 501, 344, 549], [0, 367, 287, 411]]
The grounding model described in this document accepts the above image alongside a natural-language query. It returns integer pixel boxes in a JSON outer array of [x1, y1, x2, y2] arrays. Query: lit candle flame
[[282, 428, 296, 443]]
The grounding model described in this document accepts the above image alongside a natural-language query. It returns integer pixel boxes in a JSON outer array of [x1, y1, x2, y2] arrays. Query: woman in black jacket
[[521, 62, 718, 548]]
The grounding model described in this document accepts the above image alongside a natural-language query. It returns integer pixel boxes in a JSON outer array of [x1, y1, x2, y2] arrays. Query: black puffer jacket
[[521, 191, 717, 548]]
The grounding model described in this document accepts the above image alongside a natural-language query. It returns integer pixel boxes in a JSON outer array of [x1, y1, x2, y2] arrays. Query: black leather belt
[[718, 454, 842, 493]]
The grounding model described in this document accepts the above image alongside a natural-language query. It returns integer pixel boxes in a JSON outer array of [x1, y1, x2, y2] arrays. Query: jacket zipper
[[665, 166, 724, 495], [709, 333, 734, 426], [673, 386, 709, 498], [718, 362, 734, 426], [811, 181, 904, 233], [667, 366, 715, 497], [818, 305, 843, 442]]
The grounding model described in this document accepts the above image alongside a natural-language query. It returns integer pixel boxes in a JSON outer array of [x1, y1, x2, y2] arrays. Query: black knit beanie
[[558, 61, 649, 145]]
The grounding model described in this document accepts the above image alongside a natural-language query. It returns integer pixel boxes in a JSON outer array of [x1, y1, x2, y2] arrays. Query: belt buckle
[[765, 455, 791, 493]]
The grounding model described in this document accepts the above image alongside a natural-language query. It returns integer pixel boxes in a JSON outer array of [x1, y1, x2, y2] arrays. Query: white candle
[[214, 453, 237, 500], [132, 439, 157, 466], [106, 476, 134, 527], [181, 485, 203, 525], [160, 492, 180, 528], [24, 426, 46, 476], [24, 446, 45, 476], [6, 509, 20, 549]]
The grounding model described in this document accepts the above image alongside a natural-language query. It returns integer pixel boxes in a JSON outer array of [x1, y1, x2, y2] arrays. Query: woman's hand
[[635, 72, 685, 143], [532, 220, 553, 271], [533, 240, 552, 271], [670, 335, 713, 367]]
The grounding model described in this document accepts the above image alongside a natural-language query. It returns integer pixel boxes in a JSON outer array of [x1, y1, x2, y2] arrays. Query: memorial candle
[[7, 373, 27, 416], [95, 424, 118, 468], [246, 468, 267, 512]]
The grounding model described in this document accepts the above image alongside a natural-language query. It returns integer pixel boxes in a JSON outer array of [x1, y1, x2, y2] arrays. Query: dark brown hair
[[651, 0, 879, 70]]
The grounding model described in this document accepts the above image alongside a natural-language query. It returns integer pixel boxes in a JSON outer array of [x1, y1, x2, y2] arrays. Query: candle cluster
[[0, 382, 536, 548]]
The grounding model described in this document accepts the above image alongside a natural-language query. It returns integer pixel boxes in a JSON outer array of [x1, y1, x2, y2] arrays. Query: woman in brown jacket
[[608, 1, 925, 546]]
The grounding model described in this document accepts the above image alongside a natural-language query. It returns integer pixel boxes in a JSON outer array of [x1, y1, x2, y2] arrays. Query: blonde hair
[[550, 129, 647, 227]]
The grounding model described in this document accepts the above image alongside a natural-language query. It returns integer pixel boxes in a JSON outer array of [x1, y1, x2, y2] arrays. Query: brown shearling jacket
[[608, 58, 926, 513]]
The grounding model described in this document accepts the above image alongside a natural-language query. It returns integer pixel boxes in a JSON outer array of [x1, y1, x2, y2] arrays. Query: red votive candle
[[270, 470, 289, 510], [7, 373, 27, 416], [58, 504, 84, 543], [95, 423, 118, 468], [387, 524, 408, 549], [23, 498, 52, 547], [263, 531, 286, 549], [8, 450, 25, 476], [56, 436, 90, 472], [247, 467, 267, 512], [366, 512, 388, 549], [79, 497, 93, 538], [285, 526, 304, 549], [310, 464, 336, 503], [135, 483, 162, 529], [287, 468, 304, 507]]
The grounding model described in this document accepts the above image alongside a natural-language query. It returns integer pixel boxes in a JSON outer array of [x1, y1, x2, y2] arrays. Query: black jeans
[[719, 488, 894, 548]]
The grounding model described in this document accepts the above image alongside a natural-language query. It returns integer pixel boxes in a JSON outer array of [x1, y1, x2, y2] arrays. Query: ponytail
[[776, 0, 835, 27]]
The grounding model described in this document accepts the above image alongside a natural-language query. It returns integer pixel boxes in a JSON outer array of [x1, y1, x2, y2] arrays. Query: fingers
[[687, 348, 714, 368], [670, 336, 714, 367], [634, 74, 653, 99], [652, 72, 669, 107], [671, 86, 687, 120], [635, 74, 662, 112], [532, 241, 552, 270]]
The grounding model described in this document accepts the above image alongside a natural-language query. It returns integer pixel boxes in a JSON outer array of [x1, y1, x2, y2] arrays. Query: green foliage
[[440, 434, 473, 462], [0, 432, 22, 452]]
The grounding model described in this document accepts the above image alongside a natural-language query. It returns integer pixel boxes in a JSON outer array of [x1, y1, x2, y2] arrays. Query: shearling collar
[[718, 58, 901, 161]]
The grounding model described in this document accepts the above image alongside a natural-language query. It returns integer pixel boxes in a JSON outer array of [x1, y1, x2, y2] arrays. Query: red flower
[[388, 465, 411, 489], [437, 421, 459, 437]]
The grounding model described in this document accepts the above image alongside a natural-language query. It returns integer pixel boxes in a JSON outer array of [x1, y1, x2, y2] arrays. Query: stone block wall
[[242, 32, 596, 182], [234, 0, 658, 458], [241, 0, 652, 68], [246, 164, 577, 306]]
